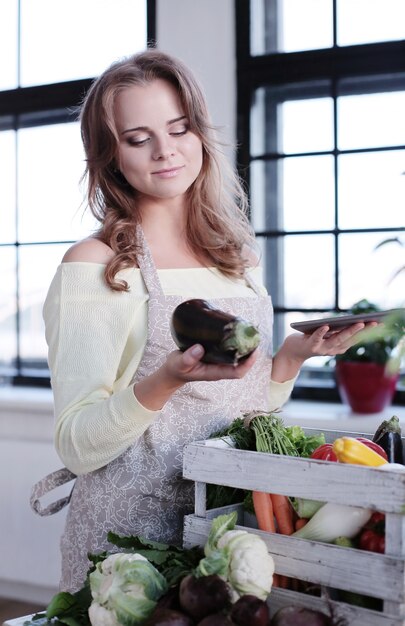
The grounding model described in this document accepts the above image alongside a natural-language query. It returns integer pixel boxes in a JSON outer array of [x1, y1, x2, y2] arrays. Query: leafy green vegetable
[[24, 580, 92, 626], [284, 425, 325, 458], [246, 412, 298, 455], [210, 417, 256, 450], [99, 532, 203, 588]]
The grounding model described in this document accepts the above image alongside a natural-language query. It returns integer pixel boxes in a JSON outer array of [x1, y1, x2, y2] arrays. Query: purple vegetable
[[179, 574, 231, 622], [197, 614, 234, 626], [270, 606, 334, 626], [156, 585, 182, 612], [230, 595, 270, 626], [143, 607, 194, 626], [171, 299, 260, 364]]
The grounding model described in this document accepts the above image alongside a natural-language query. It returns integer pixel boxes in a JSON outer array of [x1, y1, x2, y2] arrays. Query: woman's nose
[[152, 135, 175, 160]]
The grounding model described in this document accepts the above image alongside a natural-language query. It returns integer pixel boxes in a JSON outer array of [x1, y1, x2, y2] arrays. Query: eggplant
[[372, 415, 404, 464], [170, 299, 260, 365]]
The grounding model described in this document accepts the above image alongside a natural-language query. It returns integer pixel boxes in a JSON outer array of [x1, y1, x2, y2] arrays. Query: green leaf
[[107, 532, 170, 552], [46, 593, 77, 619], [196, 548, 230, 578], [205, 512, 237, 556]]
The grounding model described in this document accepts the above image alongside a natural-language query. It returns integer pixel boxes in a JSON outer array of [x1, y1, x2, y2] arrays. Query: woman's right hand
[[133, 344, 257, 411], [165, 343, 258, 383]]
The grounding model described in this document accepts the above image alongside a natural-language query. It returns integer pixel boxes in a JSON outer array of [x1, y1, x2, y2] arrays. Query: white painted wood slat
[[183, 440, 405, 512]]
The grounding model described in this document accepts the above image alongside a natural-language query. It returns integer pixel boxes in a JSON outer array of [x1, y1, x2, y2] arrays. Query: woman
[[32, 49, 370, 592]]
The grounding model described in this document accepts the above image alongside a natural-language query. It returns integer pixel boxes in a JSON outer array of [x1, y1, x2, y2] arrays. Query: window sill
[[282, 397, 405, 434], [1, 385, 404, 440]]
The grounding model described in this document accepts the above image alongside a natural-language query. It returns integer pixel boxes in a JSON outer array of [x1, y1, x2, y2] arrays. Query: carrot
[[272, 573, 281, 587], [278, 575, 290, 589], [295, 517, 309, 531], [252, 490, 276, 532], [270, 494, 294, 535]]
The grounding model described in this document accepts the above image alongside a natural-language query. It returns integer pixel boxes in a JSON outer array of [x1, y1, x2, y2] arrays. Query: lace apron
[[31, 227, 274, 592]]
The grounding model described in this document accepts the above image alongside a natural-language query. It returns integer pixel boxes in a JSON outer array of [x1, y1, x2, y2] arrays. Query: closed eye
[[170, 127, 188, 137], [127, 137, 150, 146]]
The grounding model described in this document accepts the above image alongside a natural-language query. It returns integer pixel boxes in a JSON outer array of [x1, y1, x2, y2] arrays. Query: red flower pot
[[335, 361, 398, 414]]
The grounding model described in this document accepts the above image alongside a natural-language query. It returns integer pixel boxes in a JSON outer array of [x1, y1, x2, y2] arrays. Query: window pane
[[283, 155, 335, 230], [0, 247, 17, 371], [339, 231, 405, 309], [250, 88, 268, 157], [0, 0, 18, 90], [19, 244, 70, 365], [279, 0, 333, 52], [17, 123, 98, 243], [250, 0, 333, 54], [338, 151, 405, 229], [0, 130, 16, 243], [338, 91, 405, 150], [250, 161, 269, 232], [261, 234, 335, 308], [337, 0, 405, 46], [284, 234, 335, 309], [20, 0, 147, 86], [280, 98, 334, 154]]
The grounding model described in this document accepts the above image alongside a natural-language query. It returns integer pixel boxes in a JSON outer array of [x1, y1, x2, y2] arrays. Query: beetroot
[[197, 614, 234, 626], [179, 574, 231, 622], [270, 606, 333, 625], [230, 595, 270, 626], [143, 607, 194, 625]]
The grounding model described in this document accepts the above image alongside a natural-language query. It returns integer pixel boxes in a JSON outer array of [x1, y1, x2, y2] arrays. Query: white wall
[[156, 0, 236, 156], [0, 389, 66, 604]]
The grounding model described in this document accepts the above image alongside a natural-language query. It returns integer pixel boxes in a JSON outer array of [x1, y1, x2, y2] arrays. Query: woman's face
[[114, 78, 203, 203]]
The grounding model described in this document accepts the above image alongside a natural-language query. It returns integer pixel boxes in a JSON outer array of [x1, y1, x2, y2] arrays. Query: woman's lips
[[152, 166, 184, 178]]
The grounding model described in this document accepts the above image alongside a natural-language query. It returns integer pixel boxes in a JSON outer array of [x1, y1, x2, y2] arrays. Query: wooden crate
[[182, 427, 405, 626]]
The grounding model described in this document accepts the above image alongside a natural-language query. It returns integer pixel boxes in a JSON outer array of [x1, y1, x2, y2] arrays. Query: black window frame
[[1, 0, 156, 388], [235, 0, 405, 404]]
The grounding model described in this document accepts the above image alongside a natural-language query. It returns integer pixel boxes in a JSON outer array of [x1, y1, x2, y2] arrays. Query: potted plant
[[334, 299, 405, 414]]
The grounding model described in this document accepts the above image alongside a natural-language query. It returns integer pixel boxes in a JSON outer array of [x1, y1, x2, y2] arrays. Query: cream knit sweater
[[43, 262, 295, 475]]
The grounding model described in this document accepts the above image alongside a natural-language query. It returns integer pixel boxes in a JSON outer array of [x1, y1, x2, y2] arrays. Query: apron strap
[[135, 224, 165, 298], [30, 467, 77, 517]]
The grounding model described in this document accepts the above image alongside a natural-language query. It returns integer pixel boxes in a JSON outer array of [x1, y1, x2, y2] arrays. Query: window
[[236, 0, 405, 401], [0, 0, 155, 386]]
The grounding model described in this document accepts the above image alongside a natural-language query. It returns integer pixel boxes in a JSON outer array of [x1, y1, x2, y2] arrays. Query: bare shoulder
[[62, 237, 115, 264]]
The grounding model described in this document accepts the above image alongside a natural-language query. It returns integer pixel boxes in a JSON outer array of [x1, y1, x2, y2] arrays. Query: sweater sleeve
[[269, 377, 296, 411], [44, 263, 159, 475]]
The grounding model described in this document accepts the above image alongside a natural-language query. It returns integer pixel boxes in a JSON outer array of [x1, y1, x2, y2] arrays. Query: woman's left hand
[[281, 321, 378, 362]]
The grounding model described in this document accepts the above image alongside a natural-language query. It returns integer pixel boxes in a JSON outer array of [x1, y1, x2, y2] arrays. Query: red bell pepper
[[310, 443, 338, 461], [359, 512, 385, 553], [311, 439, 388, 462]]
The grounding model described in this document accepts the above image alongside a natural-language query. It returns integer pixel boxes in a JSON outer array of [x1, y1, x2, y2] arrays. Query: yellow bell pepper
[[332, 437, 388, 466]]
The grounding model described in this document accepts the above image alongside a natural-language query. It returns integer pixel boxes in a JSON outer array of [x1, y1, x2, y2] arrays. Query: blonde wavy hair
[[79, 49, 257, 291]]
